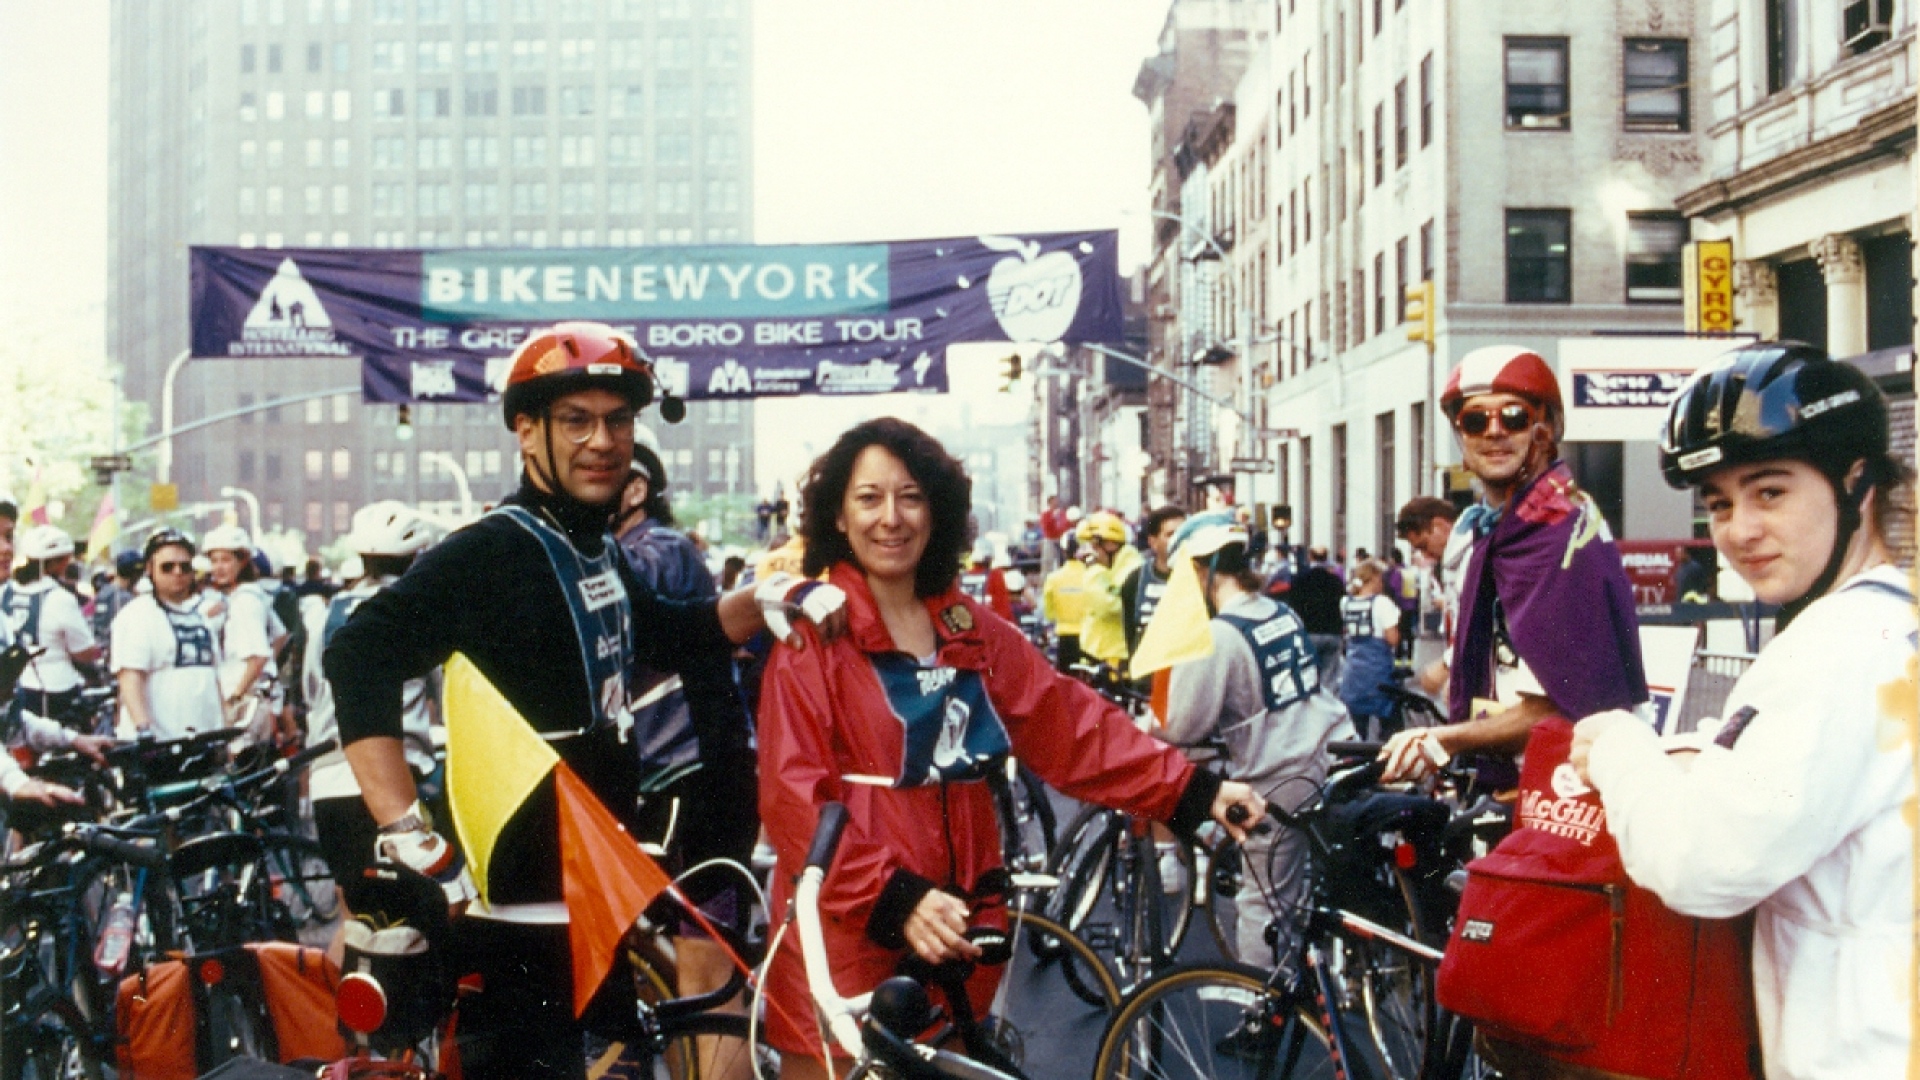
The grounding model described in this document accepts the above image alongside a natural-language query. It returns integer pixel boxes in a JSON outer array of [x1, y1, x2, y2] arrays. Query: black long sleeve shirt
[[325, 479, 730, 904]]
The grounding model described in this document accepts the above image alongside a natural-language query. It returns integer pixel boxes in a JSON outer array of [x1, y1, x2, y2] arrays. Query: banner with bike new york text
[[188, 230, 1123, 403]]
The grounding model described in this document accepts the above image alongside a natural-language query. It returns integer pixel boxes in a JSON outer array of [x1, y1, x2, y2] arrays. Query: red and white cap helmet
[[1441, 345, 1563, 424]]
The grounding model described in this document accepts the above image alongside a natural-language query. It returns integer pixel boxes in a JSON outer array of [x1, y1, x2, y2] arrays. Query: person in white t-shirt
[[112, 530, 225, 740], [2, 525, 102, 730], [200, 525, 288, 742]]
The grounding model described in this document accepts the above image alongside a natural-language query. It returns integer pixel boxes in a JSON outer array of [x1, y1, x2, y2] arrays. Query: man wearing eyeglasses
[[111, 530, 227, 740], [326, 322, 844, 1080], [1379, 346, 1646, 782]]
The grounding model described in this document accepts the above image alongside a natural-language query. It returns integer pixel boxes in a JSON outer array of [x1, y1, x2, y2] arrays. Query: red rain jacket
[[758, 561, 1213, 1055]]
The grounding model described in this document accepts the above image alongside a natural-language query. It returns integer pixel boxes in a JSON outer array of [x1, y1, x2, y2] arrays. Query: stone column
[[1733, 260, 1780, 338], [1810, 233, 1868, 357]]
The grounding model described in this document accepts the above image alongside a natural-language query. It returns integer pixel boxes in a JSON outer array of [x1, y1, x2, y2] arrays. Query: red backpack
[[1436, 717, 1760, 1079]]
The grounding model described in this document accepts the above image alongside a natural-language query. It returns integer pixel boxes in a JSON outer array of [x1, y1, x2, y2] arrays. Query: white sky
[[0, 1, 1169, 496]]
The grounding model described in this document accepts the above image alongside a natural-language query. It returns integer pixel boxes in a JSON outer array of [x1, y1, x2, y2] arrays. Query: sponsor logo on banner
[[652, 356, 690, 398], [817, 358, 901, 393], [232, 258, 353, 356], [411, 360, 458, 398], [707, 359, 753, 395], [981, 235, 1085, 343]]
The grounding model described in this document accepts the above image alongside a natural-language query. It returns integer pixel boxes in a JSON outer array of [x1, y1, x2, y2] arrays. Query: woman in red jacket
[[758, 417, 1266, 1077]]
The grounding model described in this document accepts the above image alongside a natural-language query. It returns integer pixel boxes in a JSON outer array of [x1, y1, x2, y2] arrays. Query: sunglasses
[[154, 561, 193, 574], [1456, 403, 1534, 437]]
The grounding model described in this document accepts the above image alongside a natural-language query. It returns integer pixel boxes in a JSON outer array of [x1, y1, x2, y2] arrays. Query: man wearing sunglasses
[[326, 321, 845, 1080], [111, 530, 227, 740], [1380, 346, 1646, 783]]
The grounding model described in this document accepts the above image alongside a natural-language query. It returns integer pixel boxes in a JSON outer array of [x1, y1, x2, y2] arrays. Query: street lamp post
[[219, 486, 262, 541], [157, 350, 194, 485], [424, 452, 474, 519]]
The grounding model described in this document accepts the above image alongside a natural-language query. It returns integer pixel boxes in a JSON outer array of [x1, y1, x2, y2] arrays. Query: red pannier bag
[[116, 944, 345, 1078], [116, 959, 198, 1080], [1435, 716, 1760, 1079], [250, 941, 347, 1063]]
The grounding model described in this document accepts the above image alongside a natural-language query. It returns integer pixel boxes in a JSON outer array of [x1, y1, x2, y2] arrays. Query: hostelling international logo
[[230, 258, 353, 356]]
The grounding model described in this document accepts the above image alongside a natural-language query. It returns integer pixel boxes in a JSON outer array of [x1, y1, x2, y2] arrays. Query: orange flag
[[554, 762, 673, 1016]]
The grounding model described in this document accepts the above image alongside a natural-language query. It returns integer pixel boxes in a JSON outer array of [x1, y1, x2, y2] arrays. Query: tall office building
[[108, 0, 754, 548]]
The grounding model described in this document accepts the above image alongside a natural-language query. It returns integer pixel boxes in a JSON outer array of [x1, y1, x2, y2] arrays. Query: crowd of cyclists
[[0, 322, 1911, 1080]]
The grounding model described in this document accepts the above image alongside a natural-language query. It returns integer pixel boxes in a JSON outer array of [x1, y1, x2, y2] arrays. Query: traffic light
[[1404, 280, 1435, 350], [997, 352, 1023, 393]]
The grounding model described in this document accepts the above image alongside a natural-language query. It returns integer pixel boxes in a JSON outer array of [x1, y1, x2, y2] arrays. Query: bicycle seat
[[337, 864, 455, 1052]]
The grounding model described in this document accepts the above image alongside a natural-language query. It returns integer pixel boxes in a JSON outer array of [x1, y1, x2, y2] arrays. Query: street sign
[[150, 483, 179, 512], [1683, 239, 1735, 333], [89, 454, 132, 473], [1230, 457, 1276, 474], [1257, 428, 1301, 441]]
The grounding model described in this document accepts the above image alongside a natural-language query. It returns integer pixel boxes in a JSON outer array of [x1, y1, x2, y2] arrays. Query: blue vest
[[0, 584, 45, 647], [867, 654, 1010, 787], [493, 505, 633, 735], [1217, 604, 1319, 713]]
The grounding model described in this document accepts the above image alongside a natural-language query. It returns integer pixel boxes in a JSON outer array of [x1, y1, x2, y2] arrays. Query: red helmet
[[1441, 345, 1562, 422], [500, 321, 656, 430]]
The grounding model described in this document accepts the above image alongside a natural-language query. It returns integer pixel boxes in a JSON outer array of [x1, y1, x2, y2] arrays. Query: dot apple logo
[[981, 235, 1083, 343]]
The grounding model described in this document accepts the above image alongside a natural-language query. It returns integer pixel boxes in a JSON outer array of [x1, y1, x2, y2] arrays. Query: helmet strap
[[1776, 469, 1871, 630], [524, 409, 562, 498]]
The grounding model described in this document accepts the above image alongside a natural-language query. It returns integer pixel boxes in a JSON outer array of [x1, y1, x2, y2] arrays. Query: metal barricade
[[1672, 649, 1758, 732]]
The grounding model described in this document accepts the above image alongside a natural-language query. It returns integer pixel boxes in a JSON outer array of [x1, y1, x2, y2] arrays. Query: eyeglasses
[[1456, 403, 1534, 437], [154, 561, 193, 574], [550, 407, 637, 446]]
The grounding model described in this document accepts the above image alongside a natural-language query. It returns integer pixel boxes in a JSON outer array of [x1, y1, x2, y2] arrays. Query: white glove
[[1380, 728, 1450, 782], [377, 827, 478, 909], [754, 572, 846, 643]]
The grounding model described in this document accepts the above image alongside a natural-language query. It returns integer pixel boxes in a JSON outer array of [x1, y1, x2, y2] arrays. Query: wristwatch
[[377, 809, 429, 835]]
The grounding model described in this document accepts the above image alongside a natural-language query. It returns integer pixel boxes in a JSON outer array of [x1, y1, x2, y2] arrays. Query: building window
[[1330, 424, 1348, 559], [306, 502, 324, 532], [305, 449, 324, 480], [1420, 219, 1434, 283], [1506, 209, 1572, 303], [1766, 0, 1797, 93], [1863, 232, 1914, 351], [1393, 79, 1408, 168], [306, 42, 322, 72], [333, 502, 351, 534], [241, 44, 256, 72], [267, 43, 283, 73], [1845, 0, 1897, 55], [1625, 213, 1686, 303], [1395, 237, 1409, 321], [1505, 38, 1569, 130], [1372, 103, 1385, 185], [374, 88, 405, 119], [1623, 40, 1688, 131], [1410, 403, 1426, 500], [238, 450, 256, 483], [512, 84, 547, 116], [1420, 54, 1433, 147], [466, 82, 499, 116], [417, 88, 451, 118], [333, 392, 351, 422], [1375, 411, 1396, 555], [240, 92, 258, 122], [1372, 251, 1386, 335]]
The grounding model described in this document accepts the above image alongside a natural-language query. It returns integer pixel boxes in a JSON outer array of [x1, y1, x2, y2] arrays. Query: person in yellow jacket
[[1077, 512, 1142, 672], [1041, 536, 1091, 674]]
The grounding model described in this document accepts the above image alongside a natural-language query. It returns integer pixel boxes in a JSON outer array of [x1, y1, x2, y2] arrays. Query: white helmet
[[19, 524, 74, 561], [345, 501, 436, 557], [202, 524, 253, 554], [1172, 511, 1249, 561]]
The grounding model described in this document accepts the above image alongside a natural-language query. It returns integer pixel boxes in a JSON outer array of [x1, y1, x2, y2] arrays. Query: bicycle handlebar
[[806, 802, 850, 872], [795, 801, 867, 1059], [77, 827, 167, 871]]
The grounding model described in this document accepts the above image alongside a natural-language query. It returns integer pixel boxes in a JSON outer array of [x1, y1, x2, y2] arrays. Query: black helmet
[[143, 528, 196, 562], [1659, 341, 1888, 489], [1661, 341, 1895, 626]]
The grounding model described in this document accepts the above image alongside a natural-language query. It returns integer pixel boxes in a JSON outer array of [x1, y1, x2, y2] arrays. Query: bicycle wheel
[[1000, 907, 1119, 1014], [1093, 963, 1339, 1080], [1335, 867, 1436, 1080], [1009, 763, 1058, 872], [257, 834, 339, 949], [643, 1011, 778, 1080], [1046, 806, 1123, 934]]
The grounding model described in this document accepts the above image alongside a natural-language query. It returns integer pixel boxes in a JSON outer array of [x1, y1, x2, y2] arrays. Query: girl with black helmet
[[1571, 341, 1916, 1079]]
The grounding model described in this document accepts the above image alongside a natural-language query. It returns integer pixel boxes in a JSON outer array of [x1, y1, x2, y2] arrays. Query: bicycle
[[0, 822, 167, 1080], [1090, 749, 1489, 1080], [794, 802, 1025, 1080]]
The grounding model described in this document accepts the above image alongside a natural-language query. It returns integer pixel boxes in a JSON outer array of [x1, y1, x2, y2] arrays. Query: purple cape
[[1448, 462, 1648, 722]]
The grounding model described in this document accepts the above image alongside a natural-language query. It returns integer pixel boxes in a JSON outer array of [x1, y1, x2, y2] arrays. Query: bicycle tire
[[1093, 962, 1342, 1080], [256, 833, 339, 949], [1012, 763, 1058, 869], [1045, 805, 1123, 934], [1004, 908, 1120, 1012], [633, 1010, 778, 1080]]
